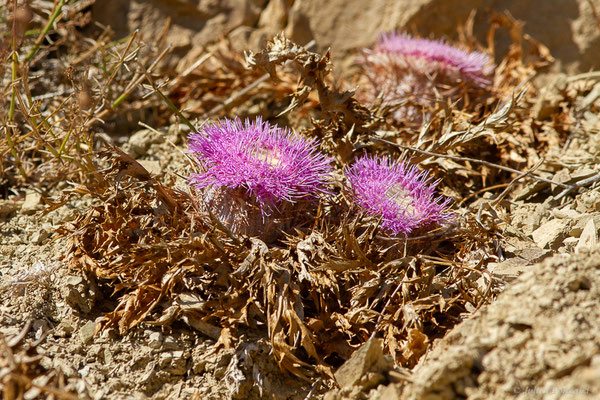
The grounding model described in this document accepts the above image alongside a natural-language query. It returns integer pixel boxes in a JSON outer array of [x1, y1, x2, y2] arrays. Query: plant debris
[[0, 320, 85, 399], [3, 3, 600, 398]]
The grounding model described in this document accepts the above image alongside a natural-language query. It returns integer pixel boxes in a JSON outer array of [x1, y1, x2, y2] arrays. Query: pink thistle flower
[[187, 117, 333, 237], [345, 155, 452, 236], [375, 33, 493, 87], [357, 32, 494, 124]]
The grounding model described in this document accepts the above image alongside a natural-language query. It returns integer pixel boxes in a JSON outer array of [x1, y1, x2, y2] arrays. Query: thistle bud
[[77, 86, 94, 110], [15, 5, 33, 27]]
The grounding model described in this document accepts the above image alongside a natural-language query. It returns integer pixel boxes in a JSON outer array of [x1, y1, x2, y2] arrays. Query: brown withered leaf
[[402, 329, 429, 368], [246, 33, 382, 163], [0, 322, 84, 400], [170, 37, 299, 119]]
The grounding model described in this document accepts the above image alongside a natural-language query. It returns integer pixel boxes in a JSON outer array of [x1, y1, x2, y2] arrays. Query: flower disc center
[[386, 184, 416, 215], [254, 146, 282, 167]]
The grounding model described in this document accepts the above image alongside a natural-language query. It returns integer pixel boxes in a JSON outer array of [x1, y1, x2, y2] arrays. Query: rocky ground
[[2, 1, 600, 399], [326, 250, 600, 400], [1, 128, 325, 399], [3, 91, 600, 399]]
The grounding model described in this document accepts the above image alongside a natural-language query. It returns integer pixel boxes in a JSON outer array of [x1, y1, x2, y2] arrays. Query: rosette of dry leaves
[[55, 23, 569, 385], [57, 142, 498, 382]]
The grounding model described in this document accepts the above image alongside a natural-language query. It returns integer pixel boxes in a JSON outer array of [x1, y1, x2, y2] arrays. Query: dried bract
[[246, 33, 382, 162]]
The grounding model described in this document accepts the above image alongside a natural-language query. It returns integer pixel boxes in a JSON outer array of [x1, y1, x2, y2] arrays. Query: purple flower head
[[357, 33, 494, 124], [374, 32, 494, 87], [187, 117, 333, 215], [345, 155, 452, 236]]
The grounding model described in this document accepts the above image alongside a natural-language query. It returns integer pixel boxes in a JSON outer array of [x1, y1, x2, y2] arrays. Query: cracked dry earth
[[2, 92, 600, 400]]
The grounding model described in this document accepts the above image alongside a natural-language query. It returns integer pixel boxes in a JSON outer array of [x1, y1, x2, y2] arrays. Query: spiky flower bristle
[[345, 155, 452, 236], [187, 117, 333, 237], [374, 32, 493, 86], [357, 32, 494, 123]]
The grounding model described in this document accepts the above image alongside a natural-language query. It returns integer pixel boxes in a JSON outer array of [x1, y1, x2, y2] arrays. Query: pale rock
[[562, 237, 580, 252], [532, 83, 565, 120], [259, 0, 292, 33], [127, 129, 162, 157], [166, 123, 189, 145], [514, 247, 551, 264], [148, 331, 163, 349], [578, 82, 600, 110], [487, 258, 529, 282], [21, 191, 42, 215], [376, 384, 402, 400], [358, 372, 386, 392], [571, 213, 600, 237], [576, 190, 600, 213], [159, 350, 188, 375], [510, 203, 549, 235], [228, 25, 260, 52], [245, 0, 294, 50], [571, 167, 598, 182], [576, 219, 599, 253], [162, 335, 183, 351], [62, 274, 97, 314], [284, 3, 314, 47], [139, 362, 157, 384], [532, 219, 570, 249], [552, 207, 581, 220], [104, 349, 114, 365], [175, 45, 207, 75], [513, 180, 551, 202], [552, 167, 598, 195], [107, 378, 124, 391], [0, 199, 22, 217], [75, 380, 87, 397], [138, 160, 162, 176], [30, 228, 50, 245], [55, 320, 75, 337], [78, 365, 92, 378], [323, 392, 341, 400], [335, 338, 391, 389], [552, 169, 572, 195], [79, 321, 97, 345]]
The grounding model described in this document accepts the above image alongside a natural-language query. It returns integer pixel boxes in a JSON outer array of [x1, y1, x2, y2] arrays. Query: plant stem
[[140, 63, 198, 132], [7, 0, 26, 178], [23, 0, 65, 64]]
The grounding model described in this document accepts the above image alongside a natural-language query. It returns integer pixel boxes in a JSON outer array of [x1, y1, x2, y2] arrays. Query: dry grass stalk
[[0, 320, 84, 399], [1, 1, 168, 193], [18, 6, 597, 391]]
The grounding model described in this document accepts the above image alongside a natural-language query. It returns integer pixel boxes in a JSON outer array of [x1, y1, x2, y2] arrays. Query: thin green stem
[[23, 0, 65, 64], [141, 64, 197, 132], [154, 87, 197, 133], [9, 51, 17, 120], [7, 0, 26, 178], [111, 45, 170, 110]]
